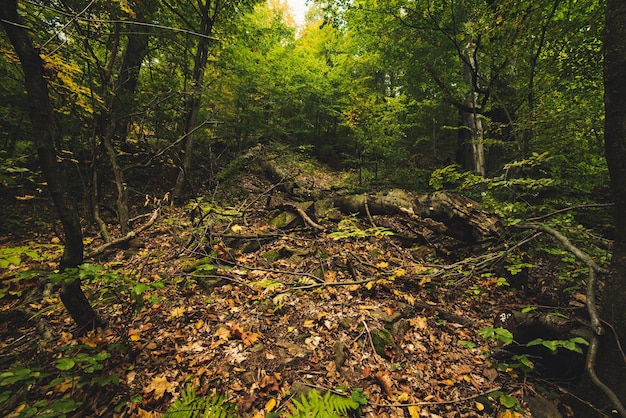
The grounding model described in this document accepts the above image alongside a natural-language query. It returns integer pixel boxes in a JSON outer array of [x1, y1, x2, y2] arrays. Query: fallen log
[[334, 189, 501, 242]]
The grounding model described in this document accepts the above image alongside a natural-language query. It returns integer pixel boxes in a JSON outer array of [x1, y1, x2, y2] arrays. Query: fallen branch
[[284, 203, 325, 231], [369, 386, 502, 408], [87, 208, 160, 258]]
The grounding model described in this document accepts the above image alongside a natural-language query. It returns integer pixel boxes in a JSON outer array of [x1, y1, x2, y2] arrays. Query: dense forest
[[2, 0, 626, 416]]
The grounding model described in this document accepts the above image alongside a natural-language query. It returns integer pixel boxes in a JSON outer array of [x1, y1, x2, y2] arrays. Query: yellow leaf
[[396, 392, 410, 402], [170, 306, 185, 318], [231, 224, 242, 233], [365, 281, 374, 290], [407, 405, 420, 418], [475, 401, 485, 411], [265, 398, 277, 412], [376, 261, 389, 268], [442, 379, 454, 386], [303, 319, 315, 328], [418, 276, 431, 286], [394, 268, 407, 278], [130, 334, 141, 341], [15, 195, 35, 201], [195, 319, 205, 329]]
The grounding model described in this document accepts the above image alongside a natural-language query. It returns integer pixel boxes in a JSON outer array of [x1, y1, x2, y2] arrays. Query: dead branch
[[87, 207, 159, 258], [527, 203, 614, 223], [284, 203, 325, 231]]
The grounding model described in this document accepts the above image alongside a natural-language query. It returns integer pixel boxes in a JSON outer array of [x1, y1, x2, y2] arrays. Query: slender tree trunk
[[1, 0, 104, 333], [598, 0, 626, 409], [113, 17, 150, 142], [461, 43, 486, 177], [173, 2, 214, 201]]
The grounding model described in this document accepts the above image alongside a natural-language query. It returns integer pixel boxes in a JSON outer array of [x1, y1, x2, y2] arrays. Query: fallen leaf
[[144, 375, 173, 399], [374, 370, 394, 397], [408, 405, 420, 418], [265, 398, 277, 412], [483, 368, 498, 383], [170, 306, 185, 318], [214, 326, 231, 340]]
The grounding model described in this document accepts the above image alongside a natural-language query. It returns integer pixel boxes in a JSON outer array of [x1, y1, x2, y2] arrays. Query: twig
[[369, 386, 502, 408], [601, 319, 626, 364], [527, 203, 614, 222], [517, 223, 608, 274], [364, 194, 376, 227]]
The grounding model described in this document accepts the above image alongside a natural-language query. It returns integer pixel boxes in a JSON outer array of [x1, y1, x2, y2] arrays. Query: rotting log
[[333, 189, 501, 242]]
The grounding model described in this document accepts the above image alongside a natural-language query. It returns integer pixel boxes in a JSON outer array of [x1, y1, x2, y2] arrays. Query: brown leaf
[[374, 370, 394, 397], [483, 368, 498, 383], [144, 375, 173, 399]]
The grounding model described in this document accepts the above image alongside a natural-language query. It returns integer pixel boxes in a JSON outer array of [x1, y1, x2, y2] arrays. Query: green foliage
[[164, 385, 238, 418], [329, 217, 394, 240], [270, 388, 367, 418], [47, 263, 164, 311], [526, 337, 589, 354], [0, 246, 41, 269], [488, 391, 521, 411], [480, 327, 514, 345], [430, 153, 555, 197]]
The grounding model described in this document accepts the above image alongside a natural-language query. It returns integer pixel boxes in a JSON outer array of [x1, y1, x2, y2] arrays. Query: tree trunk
[[113, 15, 150, 142], [1, 0, 104, 333], [461, 42, 486, 177], [173, 2, 214, 201], [598, 0, 626, 409]]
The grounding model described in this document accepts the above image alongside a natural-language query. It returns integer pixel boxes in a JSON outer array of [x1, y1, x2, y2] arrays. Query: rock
[[526, 396, 562, 418]]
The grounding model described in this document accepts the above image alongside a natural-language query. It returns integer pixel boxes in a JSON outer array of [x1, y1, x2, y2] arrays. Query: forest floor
[[0, 149, 603, 418]]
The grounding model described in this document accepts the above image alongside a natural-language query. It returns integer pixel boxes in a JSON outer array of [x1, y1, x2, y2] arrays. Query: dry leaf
[[374, 370, 394, 397], [170, 306, 185, 318], [144, 375, 173, 399], [483, 368, 498, 383], [214, 326, 231, 340]]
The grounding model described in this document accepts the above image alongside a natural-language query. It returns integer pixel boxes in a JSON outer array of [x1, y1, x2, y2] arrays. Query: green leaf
[[55, 358, 76, 371], [499, 394, 518, 408]]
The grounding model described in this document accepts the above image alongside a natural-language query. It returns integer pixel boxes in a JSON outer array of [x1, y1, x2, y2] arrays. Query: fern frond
[[164, 385, 238, 418], [285, 388, 366, 417]]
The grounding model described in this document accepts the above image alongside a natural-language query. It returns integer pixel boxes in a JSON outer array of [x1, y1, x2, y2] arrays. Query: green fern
[[280, 388, 367, 417], [164, 385, 238, 418]]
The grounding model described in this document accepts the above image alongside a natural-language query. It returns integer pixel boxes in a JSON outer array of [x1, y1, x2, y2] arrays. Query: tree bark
[[461, 42, 486, 177], [1, 0, 104, 333], [173, 1, 214, 201], [599, 0, 626, 411]]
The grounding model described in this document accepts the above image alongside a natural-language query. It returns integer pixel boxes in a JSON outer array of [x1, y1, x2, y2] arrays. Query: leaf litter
[[0, 168, 541, 418]]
